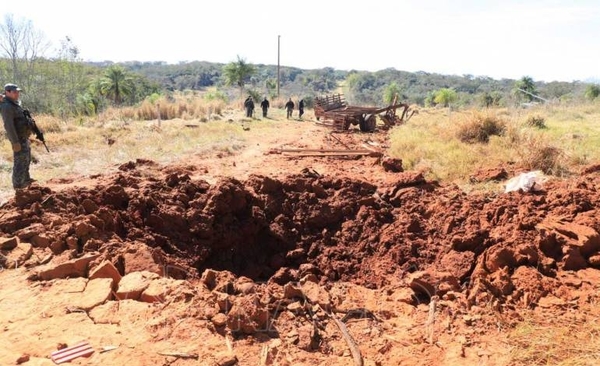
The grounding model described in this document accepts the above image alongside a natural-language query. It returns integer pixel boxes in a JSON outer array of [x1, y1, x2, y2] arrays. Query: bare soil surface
[[1, 119, 600, 365]]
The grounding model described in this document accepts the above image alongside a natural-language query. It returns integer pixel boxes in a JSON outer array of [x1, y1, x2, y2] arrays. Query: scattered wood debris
[[157, 351, 199, 359], [330, 313, 364, 366], [278, 148, 382, 157]]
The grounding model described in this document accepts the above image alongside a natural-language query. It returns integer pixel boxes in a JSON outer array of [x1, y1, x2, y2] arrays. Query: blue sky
[[7, 0, 600, 82]]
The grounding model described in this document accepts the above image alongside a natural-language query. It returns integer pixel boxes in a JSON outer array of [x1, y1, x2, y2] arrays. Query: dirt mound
[[3, 159, 600, 304]]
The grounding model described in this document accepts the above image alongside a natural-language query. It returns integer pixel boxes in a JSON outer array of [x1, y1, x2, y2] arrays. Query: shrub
[[514, 133, 565, 175], [527, 146, 563, 174], [525, 114, 546, 128], [203, 89, 228, 102], [456, 112, 506, 143]]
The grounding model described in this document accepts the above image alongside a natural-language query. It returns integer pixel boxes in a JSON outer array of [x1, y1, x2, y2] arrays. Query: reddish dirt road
[[1, 120, 600, 365]]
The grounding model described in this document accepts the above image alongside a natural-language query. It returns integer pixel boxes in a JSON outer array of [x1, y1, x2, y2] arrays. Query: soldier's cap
[[4, 84, 21, 91]]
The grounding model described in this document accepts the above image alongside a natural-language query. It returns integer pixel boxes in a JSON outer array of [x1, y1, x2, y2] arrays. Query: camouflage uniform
[[260, 98, 270, 117], [285, 99, 294, 119], [1, 94, 32, 189], [244, 96, 254, 118], [298, 99, 305, 119]]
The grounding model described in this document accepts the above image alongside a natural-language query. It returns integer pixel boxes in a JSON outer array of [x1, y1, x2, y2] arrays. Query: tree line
[[0, 14, 598, 119]]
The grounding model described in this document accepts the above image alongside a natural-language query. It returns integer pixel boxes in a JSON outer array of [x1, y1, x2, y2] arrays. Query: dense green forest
[[120, 60, 592, 107], [12, 57, 593, 117], [0, 14, 596, 117]]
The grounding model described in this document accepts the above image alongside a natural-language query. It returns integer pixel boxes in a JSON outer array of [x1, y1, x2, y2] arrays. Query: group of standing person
[[244, 96, 305, 120], [285, 98, 304, 119], [245, 96, 273, 118]]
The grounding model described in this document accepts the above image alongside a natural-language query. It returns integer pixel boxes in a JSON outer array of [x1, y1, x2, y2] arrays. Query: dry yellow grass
[[455, 110, 507, 143], [97, 93, 227, 123], [0, 94, 282, 201], [508, 311, 600, 365], [388, 102, 600, 187]]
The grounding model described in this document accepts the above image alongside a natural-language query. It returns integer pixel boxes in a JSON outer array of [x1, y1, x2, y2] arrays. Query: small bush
[[525, 114, 546, 128], [515, 133, 565, 175], [203, 89, 228, 102], [456, 112, 506, 143], [527, 146, 563, 174], [502, 120, 524, 146]]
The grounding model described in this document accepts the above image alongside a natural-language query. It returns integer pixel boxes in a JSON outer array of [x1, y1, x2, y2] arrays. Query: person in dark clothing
[[260, 97, 270, 117], [1, 83, 34, 189], [244, 96, 254, 118], [285, 98, 294, 119], [298, 99, 305, 119]]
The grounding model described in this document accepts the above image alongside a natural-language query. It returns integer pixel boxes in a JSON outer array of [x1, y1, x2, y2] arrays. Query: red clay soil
[[1, 121, 600, 366]]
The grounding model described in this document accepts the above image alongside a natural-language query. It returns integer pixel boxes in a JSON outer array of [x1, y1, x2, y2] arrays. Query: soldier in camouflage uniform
[[244, 96, 255, 118], [1, 83, 33, 189], [260, 97, 270, 118], [298, 99, 305, 119], [285, 98, 294, 119]]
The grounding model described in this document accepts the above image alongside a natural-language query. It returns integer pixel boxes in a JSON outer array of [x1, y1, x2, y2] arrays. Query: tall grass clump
[[455, 111, 506, 143], [99, 93, 227, 122], [524, 113, 546, 128], [509, 129, 566, 175]]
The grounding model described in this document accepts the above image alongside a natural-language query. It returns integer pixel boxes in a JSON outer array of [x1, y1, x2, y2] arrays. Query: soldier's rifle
[[23, 109, 50, 152]]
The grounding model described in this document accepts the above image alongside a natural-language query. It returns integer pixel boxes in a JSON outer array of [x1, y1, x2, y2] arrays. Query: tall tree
[[55, 36, 87, 114], [514, 76, 538, 102], [0, 14, 49, 87], [100, 65, 134, 105], [83, 77, 106, 115], [433, 88, 457, 107], [222, 56, 256, 98]]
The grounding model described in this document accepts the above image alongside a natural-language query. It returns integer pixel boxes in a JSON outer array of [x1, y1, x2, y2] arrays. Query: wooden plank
[[315, 120, 344, 126], [282, 151, 382, 157], [279, 149, 374, 153]]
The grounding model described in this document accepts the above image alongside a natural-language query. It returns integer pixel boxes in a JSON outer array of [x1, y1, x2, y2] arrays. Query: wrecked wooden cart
[[314, 93, 415, 132]]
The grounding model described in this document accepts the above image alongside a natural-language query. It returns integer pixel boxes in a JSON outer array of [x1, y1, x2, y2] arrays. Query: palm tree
[[514, 76, 537, 102], [100, 65, 133, 105], [433, 88, 457, 107], [223, 56, 256, 98], [76, 93, 96, 116], [383, 82, 402, 104]]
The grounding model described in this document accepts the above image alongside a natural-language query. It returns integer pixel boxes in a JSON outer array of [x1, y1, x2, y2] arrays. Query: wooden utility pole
[[277, 35, 280, 98], [517, 88, 549, 103]]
